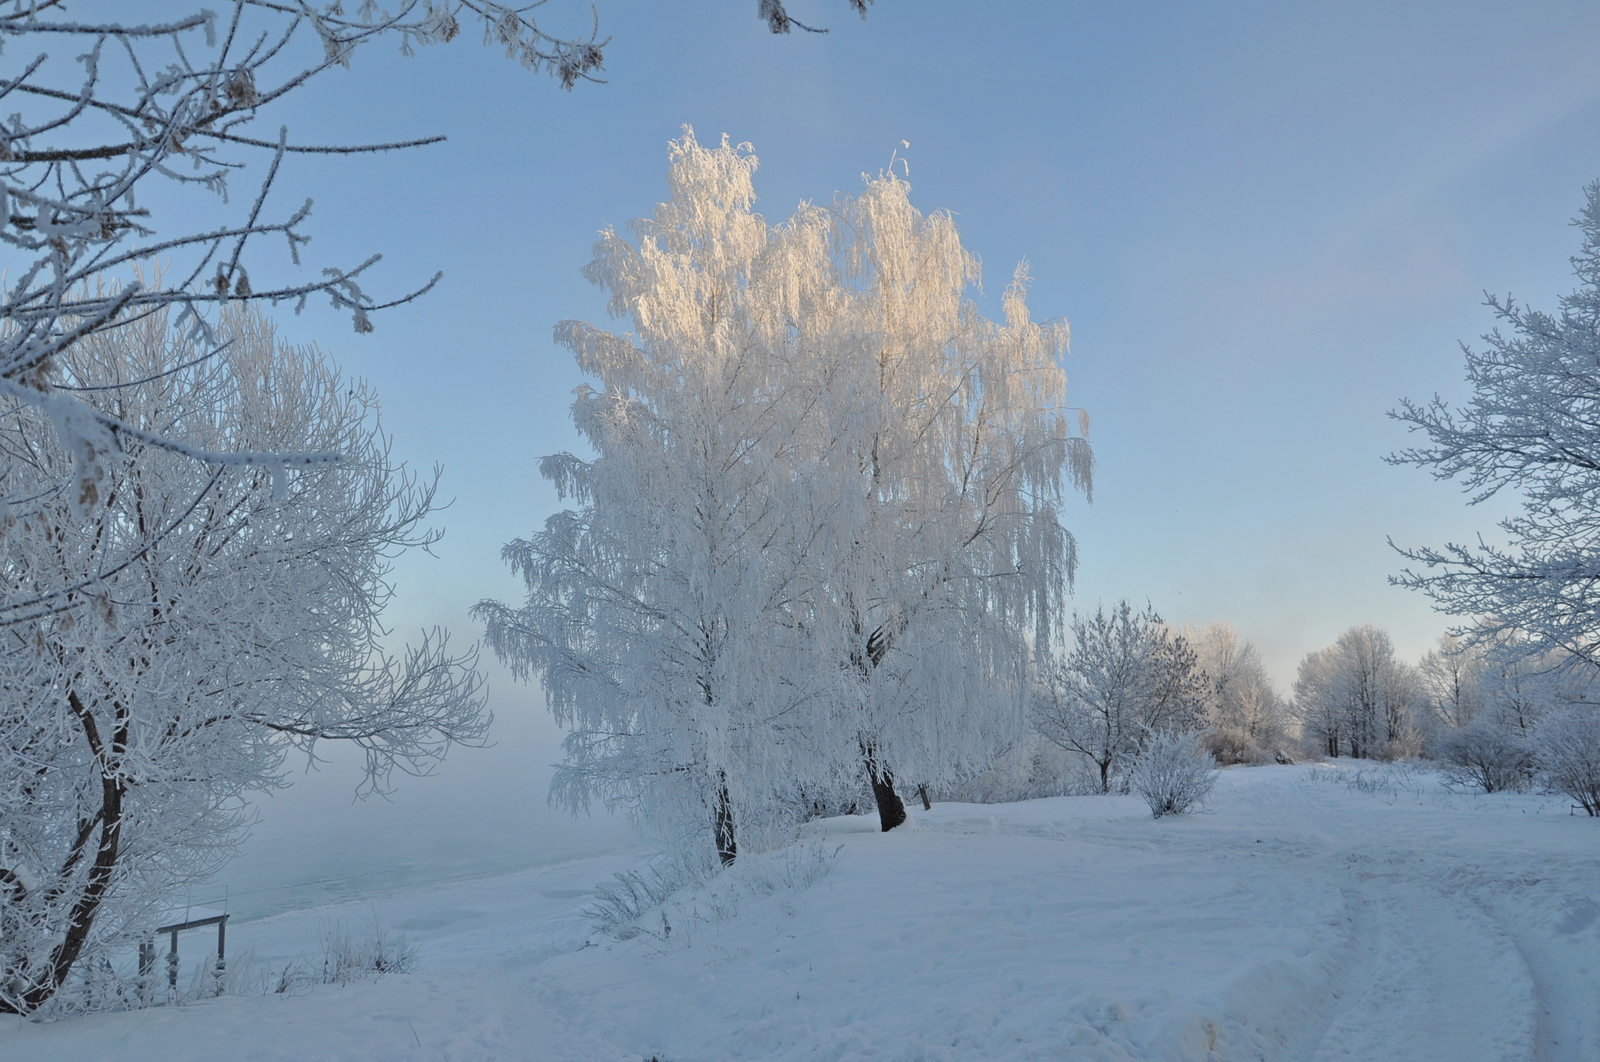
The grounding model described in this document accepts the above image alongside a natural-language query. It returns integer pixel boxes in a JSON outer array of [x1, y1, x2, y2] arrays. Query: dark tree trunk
[[917, 784, 931, 811], [26, 774, 123, 1011], [862, 747, 906, 832], [713, 775, 737, 867], [6, 690, 127, 1014]]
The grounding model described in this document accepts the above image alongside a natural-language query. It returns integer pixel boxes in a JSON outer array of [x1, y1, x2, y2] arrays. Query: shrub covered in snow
[[1529, 707, 1600, 815], [1430, 720, 1536, 793], [315, 917, 418, 985], [1130, 731, 1217, 818]]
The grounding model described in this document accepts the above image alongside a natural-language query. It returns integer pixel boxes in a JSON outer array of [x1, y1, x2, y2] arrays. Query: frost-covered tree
[[1292, 624, 1419, 759], [480, 130, 1090, 858], [1034, 601, 1206, 792], [0, 2, 620, 624], [1418, 634, 1487, 732], [776, 159, 1092, 831], [476, 135, 830, 865], [1529, 706, 1600, 815], [1391, 181, 1600, 672], [1187, 621, 1288, 763], [0, 304, 485, 1014], [1431, 720, 1535, 793], [1421, 631, 1589, 790]]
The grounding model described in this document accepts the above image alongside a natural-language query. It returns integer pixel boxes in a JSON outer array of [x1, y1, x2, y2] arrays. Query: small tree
[[0, 304, 485, 1014], [1129, 730, 1217, 818], [1034, 601, 1207, 792]]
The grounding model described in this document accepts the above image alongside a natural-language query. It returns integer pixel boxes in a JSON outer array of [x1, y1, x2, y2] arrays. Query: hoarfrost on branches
[[1527, 706, 1600, 815], [0, 0, 608, 623], [1033, 601, 1205, 793], [1431, 720, 1535, 794], [1391, 180, 1600, 673], [480, 128, 1089, 862], [0, 303, 485, 1014], [1292, 624, 1420, 760], [1129, 730, 1217, 818], [1187, 621, 1290, 764]]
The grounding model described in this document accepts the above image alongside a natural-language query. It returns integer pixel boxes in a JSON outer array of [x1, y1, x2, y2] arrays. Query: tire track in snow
[[1298, 858, 1538, 1062], [1456, 862, 1600, 1062]]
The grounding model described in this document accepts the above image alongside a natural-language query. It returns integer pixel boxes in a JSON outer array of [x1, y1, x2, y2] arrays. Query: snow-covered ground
[[7, 764, 1597, 1062]]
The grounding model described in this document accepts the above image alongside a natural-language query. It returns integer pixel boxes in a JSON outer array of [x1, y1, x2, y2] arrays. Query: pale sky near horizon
[[76, 0, 1600, 891]]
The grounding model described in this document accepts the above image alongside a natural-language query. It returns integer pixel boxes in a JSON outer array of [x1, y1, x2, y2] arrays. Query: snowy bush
[[315, 917, 418, 985], [1529, 707, 1600, 815], [1430, 721, 1535, 793], [1130, 731, 1217, 818]]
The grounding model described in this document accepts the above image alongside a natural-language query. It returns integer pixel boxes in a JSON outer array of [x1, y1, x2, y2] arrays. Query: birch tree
[[773, 167, 1093, 830], [476, 134, 831, 866], [0, 303, 485, 1014], [481, 130, 1091, 859]]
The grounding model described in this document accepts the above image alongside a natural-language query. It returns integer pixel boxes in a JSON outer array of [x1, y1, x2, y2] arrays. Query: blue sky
[[78, 0, 1600, 891], [238, 0, 1600, 685]]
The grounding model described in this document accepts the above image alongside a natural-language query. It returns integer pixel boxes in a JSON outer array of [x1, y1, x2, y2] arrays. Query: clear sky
[[239, 0, 1600, 684], [106, 0, 1600, 877]]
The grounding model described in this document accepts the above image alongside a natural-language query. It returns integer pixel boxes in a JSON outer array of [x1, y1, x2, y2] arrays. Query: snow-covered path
[[7, 765, 1597, 1061]]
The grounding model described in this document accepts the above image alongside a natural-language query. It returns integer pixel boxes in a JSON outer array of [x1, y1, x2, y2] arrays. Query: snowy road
[[7, 764, 1598, 1061]]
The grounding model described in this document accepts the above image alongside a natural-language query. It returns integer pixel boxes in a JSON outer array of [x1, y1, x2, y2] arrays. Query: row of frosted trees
[[1292, 624, 1599, 812], [1293, 623, 1577, 765]]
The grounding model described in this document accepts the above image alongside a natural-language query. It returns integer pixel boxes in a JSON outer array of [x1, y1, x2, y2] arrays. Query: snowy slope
[[6, 765, 1597, 1062]]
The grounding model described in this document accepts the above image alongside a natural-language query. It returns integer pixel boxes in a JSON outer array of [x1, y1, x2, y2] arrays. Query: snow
[[7, 764, 1597, 1061]]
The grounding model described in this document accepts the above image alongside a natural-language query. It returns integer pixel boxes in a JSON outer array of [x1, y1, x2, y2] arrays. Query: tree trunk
[[862, 747, 907, 831], [713, 775, 737, 867], [917, 784, 931, 811], [16, 772, 123, 1012], [5, 689, 127, 1014]]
